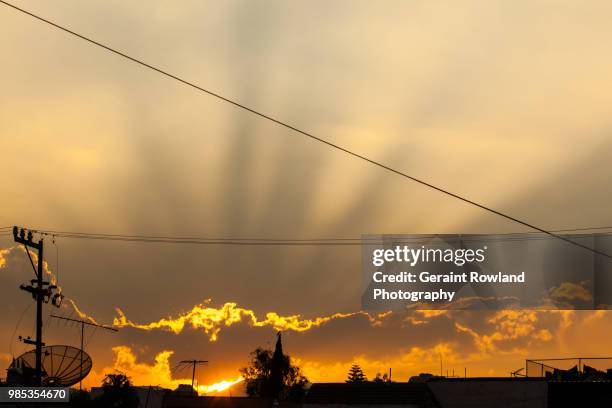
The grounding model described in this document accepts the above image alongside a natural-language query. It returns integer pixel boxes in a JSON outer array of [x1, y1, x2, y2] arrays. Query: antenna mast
[[179, 360, 208, 389], [50, 314, 118, 390]]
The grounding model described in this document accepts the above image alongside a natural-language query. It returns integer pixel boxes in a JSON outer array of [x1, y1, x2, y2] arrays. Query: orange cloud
[[295, 342, 467, 382], [0, 246, 14, 269], [15, 246, 59, 287], [83, 345, 242, 395], [455, 310, 559, 355], [403, 309, 449, 325], [0, 245, 107, 332], [112, 301, 390, 341], [68, 299, 102, 325]]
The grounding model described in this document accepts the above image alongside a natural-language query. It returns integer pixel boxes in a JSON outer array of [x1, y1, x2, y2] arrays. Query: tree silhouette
[[346, 364, 367, 383], [240, 332, 308, 401], [373, 372, 390, 383], [95, 373, 139, 408]]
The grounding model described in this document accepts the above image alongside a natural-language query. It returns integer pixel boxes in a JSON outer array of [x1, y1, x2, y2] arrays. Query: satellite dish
[[11, 345, 92, 386]]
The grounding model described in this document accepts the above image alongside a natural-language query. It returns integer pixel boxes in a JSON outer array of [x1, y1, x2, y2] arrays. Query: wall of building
[[304, 404, 419, 408], [428, 380, 547, 408], [163, 396, 301, 408]]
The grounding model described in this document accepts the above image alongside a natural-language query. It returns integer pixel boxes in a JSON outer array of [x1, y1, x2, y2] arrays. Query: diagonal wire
[[0, 0, 610, 259], [84, 325, 97, 348], [9, 303, 32, 357]]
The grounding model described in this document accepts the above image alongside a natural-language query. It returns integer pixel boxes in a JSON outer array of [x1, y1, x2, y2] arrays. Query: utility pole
[[179, 360, 208, 389], [13, 226, 63, 386], [50, 314, 118, 390]]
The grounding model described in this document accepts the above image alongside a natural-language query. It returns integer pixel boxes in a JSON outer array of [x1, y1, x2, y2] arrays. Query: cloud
[[0, 240, 605, 384], [68, 299, 103, 325], [0, 352, 12, 366], [83, 345, 242, 395], [454, 310, 559, 355], [295, 342, 464, 382], [69, 296, 577, 375], [0, 247, 14, 269], [16, 246, 61, 289], [548, 282, 593, 303], [0, 245, 62, 291], [403, 309, 449, 325], [0, 245, 95, 320], [112, 300, 391, 341]]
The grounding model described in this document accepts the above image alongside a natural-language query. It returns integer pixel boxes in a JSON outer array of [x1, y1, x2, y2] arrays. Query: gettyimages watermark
[[361, 233, 612, 311]]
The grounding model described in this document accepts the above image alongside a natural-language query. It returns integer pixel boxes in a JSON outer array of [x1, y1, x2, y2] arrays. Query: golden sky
[[1, 0, 612, 394]]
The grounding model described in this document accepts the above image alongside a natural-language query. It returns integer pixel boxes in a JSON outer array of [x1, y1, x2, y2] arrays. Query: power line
[[14, 226, 612, 246], [0, 1, 610, 259], [27, 225, 612, 242]]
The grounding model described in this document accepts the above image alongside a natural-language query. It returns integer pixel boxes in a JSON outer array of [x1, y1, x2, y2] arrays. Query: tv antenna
[[11, 345, 93, 387], [50, 314, 118, 390], [179, 360, 208, 389]]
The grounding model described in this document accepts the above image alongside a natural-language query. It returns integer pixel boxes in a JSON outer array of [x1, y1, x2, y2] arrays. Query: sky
[[1, 0, 612, 395]]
